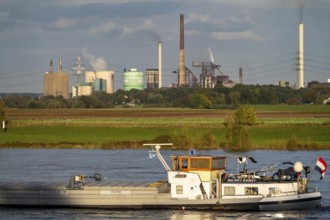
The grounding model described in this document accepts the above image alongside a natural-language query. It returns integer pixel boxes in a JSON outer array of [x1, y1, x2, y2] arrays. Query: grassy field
[[1, 106, 330, 150]]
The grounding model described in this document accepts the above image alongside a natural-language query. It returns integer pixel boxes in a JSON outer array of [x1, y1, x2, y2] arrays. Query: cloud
[[90, 19, 154, 36], [185, 12, 255, 33], [211, 30, 265, 41], [90, 21, 119, 34], [53, 18, 79, 29], [122, 19, 154, 35], [186, 13, 211, 23]]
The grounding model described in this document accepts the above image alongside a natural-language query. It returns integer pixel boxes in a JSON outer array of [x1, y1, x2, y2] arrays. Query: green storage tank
[[123, 68, 144, 91]]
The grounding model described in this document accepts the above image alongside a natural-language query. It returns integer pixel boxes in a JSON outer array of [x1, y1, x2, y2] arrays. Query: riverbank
[[1, 107, 329, 150]]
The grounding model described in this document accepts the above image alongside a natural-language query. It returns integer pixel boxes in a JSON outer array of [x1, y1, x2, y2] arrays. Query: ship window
[[190, 158, 210, 169], [212, 158, 226, 170], [176, 185, 183, 194], [245, 187, 258, 195], [224, 186, 235, 195], [269, 187, 282, 195], [181, 159, 188, 169]]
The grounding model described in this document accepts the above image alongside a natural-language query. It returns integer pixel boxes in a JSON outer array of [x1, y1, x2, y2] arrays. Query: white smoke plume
[[295, 0, 305, 22], [81, 47, 107, 71]]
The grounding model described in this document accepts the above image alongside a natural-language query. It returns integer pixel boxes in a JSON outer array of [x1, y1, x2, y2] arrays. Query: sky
[[0, 0, 330, 93]]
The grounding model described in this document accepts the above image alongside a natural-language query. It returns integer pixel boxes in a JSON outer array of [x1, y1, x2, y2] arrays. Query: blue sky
[[0, 0, 330, 93]]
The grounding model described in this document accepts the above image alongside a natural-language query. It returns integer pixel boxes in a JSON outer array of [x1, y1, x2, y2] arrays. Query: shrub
[[152, 126, 218, 149], [190, 94, 212, 109], [224, 124, 251, 151], [286, 134, 298, 150], [234, 105, 256, 126]]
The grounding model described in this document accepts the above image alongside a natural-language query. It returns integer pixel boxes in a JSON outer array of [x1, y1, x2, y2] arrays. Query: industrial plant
[[123, 68, 144, 91], [176, 14, 235, 89], [43, 59, 69, 99], [42, 13, 323, 100]]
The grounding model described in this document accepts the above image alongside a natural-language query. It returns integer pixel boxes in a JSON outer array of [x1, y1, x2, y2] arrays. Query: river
[[0, 149, 329, 219]]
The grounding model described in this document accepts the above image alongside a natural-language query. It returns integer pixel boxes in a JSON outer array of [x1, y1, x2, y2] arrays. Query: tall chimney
[[297, 22, 304, 89], [239, 67, 243, 84], [58, 58, 62, 72], [50, 59, 53, 73], [179, 14, 185, 86], [158, 42, 162, 88]]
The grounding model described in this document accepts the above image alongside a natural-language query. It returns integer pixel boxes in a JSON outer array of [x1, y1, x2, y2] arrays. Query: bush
[[286, 135, 298, 150], [190, 94, 212, 109], [223, 124, 251, 151], [222, 106, 254, 151], [152, 126, 218, 149], [27, 101, 46, 109], [234, 105, 256, 126]]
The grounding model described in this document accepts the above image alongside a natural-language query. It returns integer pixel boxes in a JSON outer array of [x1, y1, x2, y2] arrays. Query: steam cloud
[[295, 0, 305, 22], [81, 47, 107, 71], [147, 31, 160, 43]]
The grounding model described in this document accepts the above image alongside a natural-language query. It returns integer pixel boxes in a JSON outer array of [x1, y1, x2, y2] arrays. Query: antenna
[[73, 56, 85, 83]]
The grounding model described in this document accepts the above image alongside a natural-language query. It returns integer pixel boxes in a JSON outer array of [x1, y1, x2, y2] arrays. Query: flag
[[315, 156, 327, 180], [148, 150, 156, 160]]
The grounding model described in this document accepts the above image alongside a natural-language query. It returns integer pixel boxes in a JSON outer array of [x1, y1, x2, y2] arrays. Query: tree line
[[1, 83, 329, 109]]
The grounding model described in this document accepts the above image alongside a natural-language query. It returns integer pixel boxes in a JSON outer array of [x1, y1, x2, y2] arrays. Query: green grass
[[0, 126, 175, 143], [1, 106, 330, 149], [1, 124, 329, 148], [248, 125, 330, 146], [9, 116, 330, 128], [251, 104, 330, 112]]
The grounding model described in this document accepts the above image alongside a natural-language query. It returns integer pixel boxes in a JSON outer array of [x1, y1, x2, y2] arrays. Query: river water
[[0, 149, 329, 219]]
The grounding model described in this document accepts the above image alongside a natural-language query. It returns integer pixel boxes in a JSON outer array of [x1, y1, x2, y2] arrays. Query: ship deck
[[0, 180, 169, 192]]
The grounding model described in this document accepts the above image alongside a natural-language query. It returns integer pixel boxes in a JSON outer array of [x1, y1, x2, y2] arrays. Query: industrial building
[[43, 59, 69, 99], [72, 70, 114, 97], [177, 14, 234, 88], [146, 69, 159, 89], [278, 80, 290, 87], [123, 68, 144, 91]]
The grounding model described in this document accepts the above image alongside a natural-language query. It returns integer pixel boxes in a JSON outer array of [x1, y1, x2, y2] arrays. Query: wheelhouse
[[171, 155, 227, 181]]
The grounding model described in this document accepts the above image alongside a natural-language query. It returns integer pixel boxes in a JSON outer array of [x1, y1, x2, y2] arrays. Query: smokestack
[[239, 67, 243, 84], [158, 42, 162, 88], [179, 14, 185, 86], [50, 59, 53, 73], [297, 22, 304, 89], [58, 58, 62, 72]]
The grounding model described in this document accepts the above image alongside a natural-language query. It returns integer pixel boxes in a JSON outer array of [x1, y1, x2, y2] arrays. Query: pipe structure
[[179, 14, 185, 86], [297, 22, 304, 89]]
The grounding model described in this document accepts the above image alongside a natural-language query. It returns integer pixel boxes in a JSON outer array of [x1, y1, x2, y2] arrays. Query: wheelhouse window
[[245, 187, 258, 195], [181, 158, 188, 169], [212, 157, 226, 170], [171, 155, 228, 171], [190, 158, 210, 170]]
